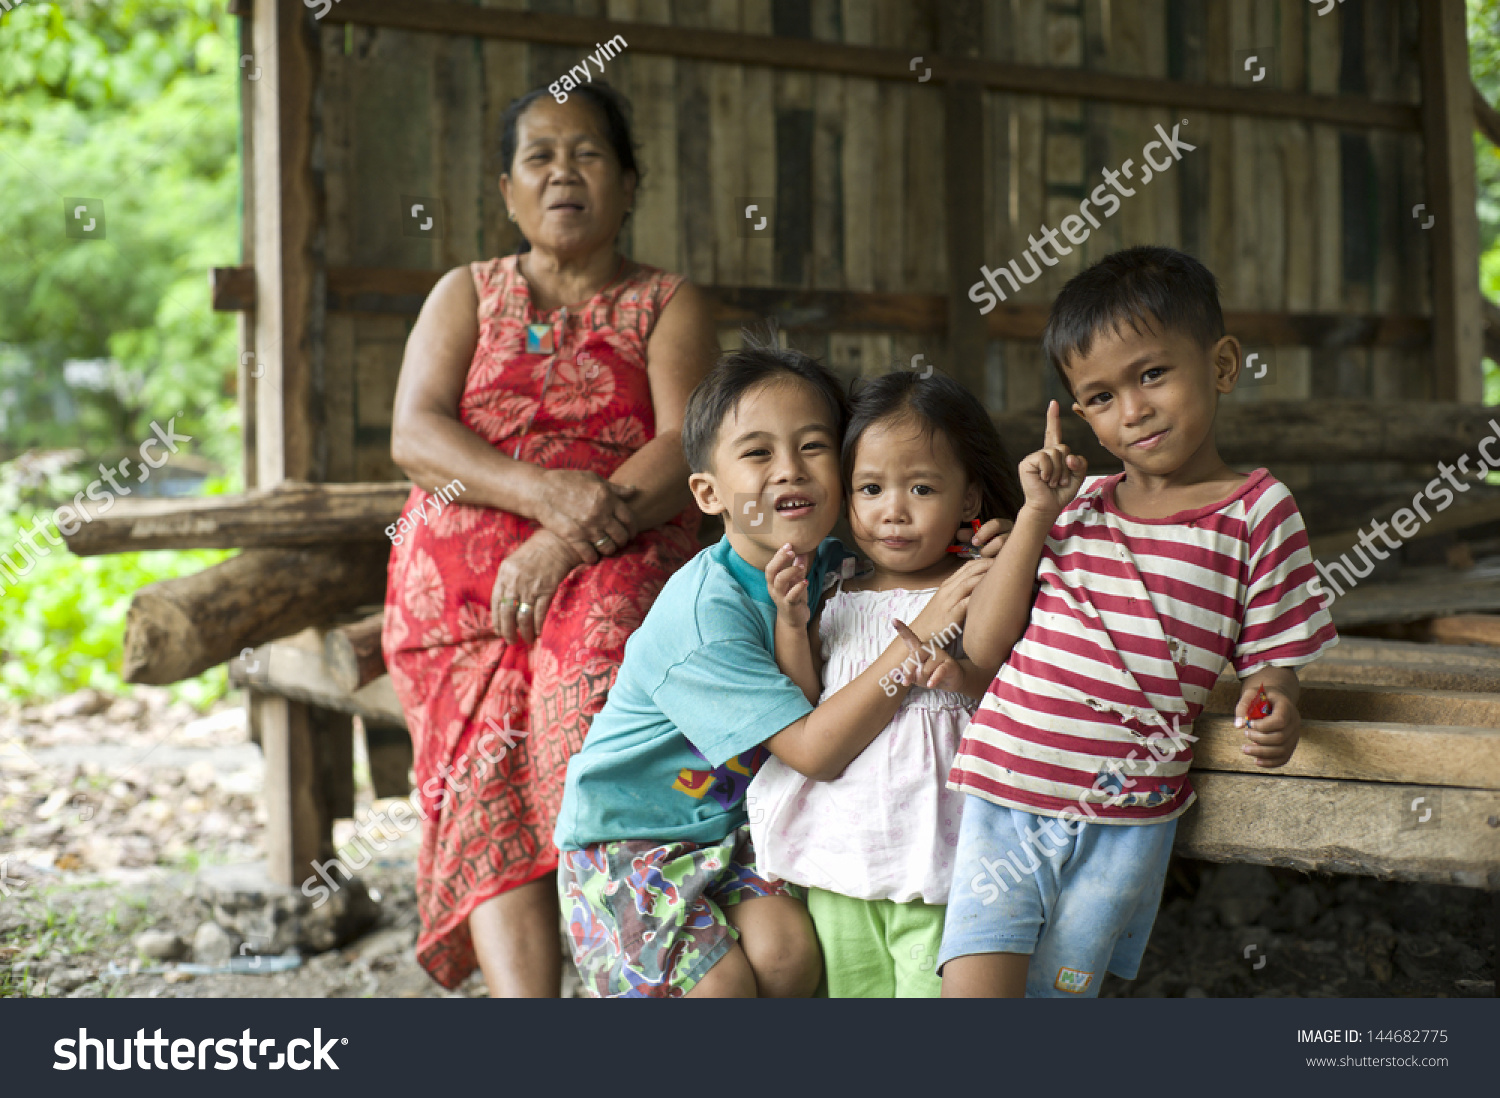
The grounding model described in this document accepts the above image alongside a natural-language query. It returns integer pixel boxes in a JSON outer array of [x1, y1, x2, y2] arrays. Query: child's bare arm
[[766, 545, 821, 705], [1234, 665, 1303, 768], [962, 401, 1087, 670], [766, 560, 990, 781]]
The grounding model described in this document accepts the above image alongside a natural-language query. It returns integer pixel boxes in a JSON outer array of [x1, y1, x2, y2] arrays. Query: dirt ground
[[1, 687, 1493, 999]]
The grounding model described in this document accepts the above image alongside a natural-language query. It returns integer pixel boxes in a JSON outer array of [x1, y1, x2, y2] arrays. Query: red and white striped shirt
[[949, 468, 1337, 824]]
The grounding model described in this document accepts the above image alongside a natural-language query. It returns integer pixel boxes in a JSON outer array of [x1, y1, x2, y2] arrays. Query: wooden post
[[251, 0, 323, 484], [249, 0, 332, 890], [941, 0, 988, 400], [1419, 0, 1484, 403], [260, 696, 354, 888]]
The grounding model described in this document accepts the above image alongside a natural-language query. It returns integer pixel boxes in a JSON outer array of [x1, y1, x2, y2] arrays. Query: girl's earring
[[508, 210, 517, 222]]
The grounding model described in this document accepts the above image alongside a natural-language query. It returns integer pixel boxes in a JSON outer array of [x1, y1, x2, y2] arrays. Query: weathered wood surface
[[62, 482, 411, 555], [1309, 490, 1500, 560], [318, 0, 1419, 130], [231, 630, 407, 728], [1176, 772, 1500, 889], [1299, 637, 1500, 693], [1327, 572, 1500, 628], [324, 611, 388, 693], [122, 546, 390, 684], [1423, 614, 1500, 648]]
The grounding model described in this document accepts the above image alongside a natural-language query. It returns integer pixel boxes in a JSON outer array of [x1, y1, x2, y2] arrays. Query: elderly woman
[[383, 84, 716, 996]]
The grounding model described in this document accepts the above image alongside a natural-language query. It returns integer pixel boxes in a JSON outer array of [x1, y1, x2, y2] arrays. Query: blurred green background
[[1, 1, 1498, 706]]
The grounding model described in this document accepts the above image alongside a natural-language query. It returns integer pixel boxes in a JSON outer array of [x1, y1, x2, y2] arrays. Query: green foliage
[[0, 0, 241, 473], [0, 501, 231, 707], [1471, 0, 1500, 403]]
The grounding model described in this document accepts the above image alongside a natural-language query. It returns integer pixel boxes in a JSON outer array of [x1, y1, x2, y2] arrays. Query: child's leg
[[937, 798, 1053, 998], [709, 824, 821, 997], [885, 898, 948, 998], [723, 894, 821, 997], [1024, 818, 1177, 997], [805, 888, 895, 998], [940, 952, 1029, 997]]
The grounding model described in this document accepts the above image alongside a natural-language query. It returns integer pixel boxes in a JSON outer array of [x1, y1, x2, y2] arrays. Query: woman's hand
[[766, 543, 812, 632], [491, 529, 585, 644], [534, 469, 639, 563]]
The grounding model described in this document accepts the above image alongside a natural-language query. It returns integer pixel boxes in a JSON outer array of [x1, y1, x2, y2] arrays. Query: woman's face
[[501, 97, 635, 260]]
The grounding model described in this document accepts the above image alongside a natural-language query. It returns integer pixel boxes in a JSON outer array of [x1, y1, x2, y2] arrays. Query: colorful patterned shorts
[[558, 824, 803, 998]]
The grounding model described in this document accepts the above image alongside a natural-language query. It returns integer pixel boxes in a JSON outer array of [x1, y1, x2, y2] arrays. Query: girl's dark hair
[[682, 326, 848, 475], [497, 83, 641, 252], [842, 371, 1023, 524]]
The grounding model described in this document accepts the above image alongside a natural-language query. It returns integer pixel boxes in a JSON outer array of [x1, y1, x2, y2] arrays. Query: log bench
[[232, 626, 1500, 892]]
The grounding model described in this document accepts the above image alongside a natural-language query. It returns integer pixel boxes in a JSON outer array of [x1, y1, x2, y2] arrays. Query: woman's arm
[[390, 268, 551, 520], [603, 282, 720, 532]]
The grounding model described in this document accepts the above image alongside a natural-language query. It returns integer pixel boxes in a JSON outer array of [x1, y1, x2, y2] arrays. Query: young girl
[[749, 370, 1023, 997]]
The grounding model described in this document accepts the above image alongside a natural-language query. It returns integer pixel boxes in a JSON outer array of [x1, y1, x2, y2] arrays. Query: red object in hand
[[1247, 686, 1272, 721]]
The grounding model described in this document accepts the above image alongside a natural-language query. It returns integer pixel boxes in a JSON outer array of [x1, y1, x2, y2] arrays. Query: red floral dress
[[382, 255, 700, 988]]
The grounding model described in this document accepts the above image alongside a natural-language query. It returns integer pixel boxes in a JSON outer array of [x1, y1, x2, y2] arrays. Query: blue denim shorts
[[938, 795, 1177, 997]]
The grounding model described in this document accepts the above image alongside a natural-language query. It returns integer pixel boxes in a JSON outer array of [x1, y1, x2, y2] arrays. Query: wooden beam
[[1420, 0, 1485, 403], [1473, 79, 1500, 148], [251, 0, 323, 484], [1309, 489, 1500, 559], [61, 481, 411, 556], [324, 611, 388, 693], [320, 0, 1419, 131], [1301, 637, 1500, 693], [231, 632, 407, 727], [122, 545, 389, 684], [1484, 295, 1500, 364], [995, 400, 1500, 466], [1424, 614, 1500, 648], [1327, 574, 1500, 628], [213, 266, 1432, 348], [1176, 772, 1500, 888], [1193, 713, 1500, 790]]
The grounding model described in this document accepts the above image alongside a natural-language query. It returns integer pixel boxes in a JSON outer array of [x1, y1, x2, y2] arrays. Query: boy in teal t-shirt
[[555, 335, 979, 998]]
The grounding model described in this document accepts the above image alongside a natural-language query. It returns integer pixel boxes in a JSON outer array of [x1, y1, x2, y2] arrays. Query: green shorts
[[558, 824, 803, 998], [806, 887, 947, 998]]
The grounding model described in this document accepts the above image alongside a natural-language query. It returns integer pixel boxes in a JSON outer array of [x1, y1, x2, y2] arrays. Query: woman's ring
[[517, 602, 532, 617], [594, 536, 613, 551]]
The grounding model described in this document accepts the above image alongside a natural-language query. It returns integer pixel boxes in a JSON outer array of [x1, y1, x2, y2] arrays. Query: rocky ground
[[0, 687, 1493, 999]]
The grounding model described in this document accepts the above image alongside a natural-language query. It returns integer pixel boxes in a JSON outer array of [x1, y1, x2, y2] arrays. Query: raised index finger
[[1043, 399, 1062, 450]]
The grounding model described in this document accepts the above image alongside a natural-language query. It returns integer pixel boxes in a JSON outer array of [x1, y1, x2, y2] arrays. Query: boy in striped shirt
[[938, 246, 1337, 997]]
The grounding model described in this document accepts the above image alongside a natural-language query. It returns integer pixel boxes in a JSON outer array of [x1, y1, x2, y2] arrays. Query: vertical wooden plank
[[742, 0, 775, 287], [708, 63, 746, 286], [1003, 2, 1048, 411], [773, 69, 814, 286], [675, 2, 715, 284], [259, 695, 322, 888], [433, 34, 485, 269], [1419, 0, 1484, 403], [941, 0, 986, 398], [237, 11, 258, 490], [625, 0, 679, 272], [479, 0, 529, 263], [811, 72, 845, 288], [250, 0, 322, 486]]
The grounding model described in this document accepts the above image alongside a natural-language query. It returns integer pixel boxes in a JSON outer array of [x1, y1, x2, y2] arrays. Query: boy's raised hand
[[766, 543, 812, 630], [1020, 400, 1088, 516]]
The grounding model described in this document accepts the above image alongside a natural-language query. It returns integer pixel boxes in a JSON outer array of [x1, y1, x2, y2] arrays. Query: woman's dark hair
[[497, 83, 642, 252], [842, 371, 1023, 524], [682, 326, 848, 475]]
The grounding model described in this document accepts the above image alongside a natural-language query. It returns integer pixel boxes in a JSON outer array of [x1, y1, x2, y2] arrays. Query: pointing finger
[[1044, 399, 1062, 450]]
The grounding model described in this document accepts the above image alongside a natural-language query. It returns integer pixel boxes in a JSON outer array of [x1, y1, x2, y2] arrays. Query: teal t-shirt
[[553, 535, 847, 850]]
